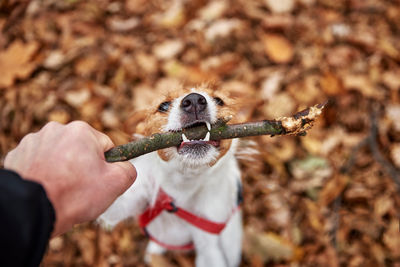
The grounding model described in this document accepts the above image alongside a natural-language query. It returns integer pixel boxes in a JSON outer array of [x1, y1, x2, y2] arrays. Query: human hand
[[4, 121, 136, 237]]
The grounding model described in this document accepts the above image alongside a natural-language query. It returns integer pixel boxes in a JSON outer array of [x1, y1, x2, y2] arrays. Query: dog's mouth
[[176, 120, 220, 153]]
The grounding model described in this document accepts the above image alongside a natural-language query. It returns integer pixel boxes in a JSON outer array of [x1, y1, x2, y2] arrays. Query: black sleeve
[[0, 169, 55, 267]]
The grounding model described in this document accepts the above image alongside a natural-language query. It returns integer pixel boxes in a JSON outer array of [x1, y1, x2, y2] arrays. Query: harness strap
[[138, 186, 242, 250], [143, 228, 195, 250], [139, 188, 228, 234]]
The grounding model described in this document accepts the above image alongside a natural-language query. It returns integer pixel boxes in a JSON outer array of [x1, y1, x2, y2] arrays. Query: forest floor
[[1, 0, 400, 266]]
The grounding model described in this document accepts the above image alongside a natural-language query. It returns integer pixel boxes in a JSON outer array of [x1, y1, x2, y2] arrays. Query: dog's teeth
[[182, 133, 189, 142], [206, 121, 211, 131], [203, 132, 210, 142]]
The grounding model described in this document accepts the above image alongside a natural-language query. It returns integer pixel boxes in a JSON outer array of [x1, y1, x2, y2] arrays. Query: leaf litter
[[0, 0, 399, 266]]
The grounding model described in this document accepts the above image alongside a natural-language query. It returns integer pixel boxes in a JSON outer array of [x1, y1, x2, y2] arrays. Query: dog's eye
[[213, 97, 224, 106], [158, 101, 171, 112]]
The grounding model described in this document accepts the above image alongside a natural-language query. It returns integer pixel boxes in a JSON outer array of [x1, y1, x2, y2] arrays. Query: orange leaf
[[0, 40, 39, 88], [318, 174, 349, 207], [263, 34, 294, 64]]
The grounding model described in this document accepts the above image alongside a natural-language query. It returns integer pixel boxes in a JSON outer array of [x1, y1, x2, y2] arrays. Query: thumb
[[108, 161, 137, 193]]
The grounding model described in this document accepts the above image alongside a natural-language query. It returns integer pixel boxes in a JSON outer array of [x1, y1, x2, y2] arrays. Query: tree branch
[[105, 102, 327, 162]]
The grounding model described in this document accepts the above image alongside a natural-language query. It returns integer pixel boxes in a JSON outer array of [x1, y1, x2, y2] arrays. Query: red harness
[[138, 188, 240, 250]]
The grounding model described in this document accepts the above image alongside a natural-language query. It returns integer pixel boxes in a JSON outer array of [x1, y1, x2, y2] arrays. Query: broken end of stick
[[279, 102, 327, 136]]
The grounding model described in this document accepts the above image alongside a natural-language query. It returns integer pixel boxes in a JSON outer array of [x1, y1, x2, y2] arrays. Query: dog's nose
[[180, 93, 207, 115]]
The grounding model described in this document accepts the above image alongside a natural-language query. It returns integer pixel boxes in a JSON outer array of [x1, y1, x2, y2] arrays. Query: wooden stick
[[105, 102, 327, 162]]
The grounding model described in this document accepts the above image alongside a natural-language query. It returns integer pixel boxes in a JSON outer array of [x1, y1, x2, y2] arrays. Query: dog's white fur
[[98, 89, 242, 267]]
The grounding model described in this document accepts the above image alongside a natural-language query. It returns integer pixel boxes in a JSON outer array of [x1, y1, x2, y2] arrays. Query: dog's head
[[138, 85, 238, 167]]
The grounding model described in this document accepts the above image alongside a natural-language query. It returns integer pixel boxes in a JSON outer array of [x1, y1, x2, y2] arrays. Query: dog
[[98, 85, 246, 267]]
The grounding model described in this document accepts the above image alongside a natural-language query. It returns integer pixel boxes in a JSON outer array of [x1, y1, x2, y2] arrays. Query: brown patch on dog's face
[[136, 85, 240, 165]]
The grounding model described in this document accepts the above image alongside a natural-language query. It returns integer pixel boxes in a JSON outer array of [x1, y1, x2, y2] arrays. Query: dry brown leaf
[[318, 174, 349, 207], [149, 254, 176, 267], [153, 39, 184, 60], [373, 194, 394, 219], [382, 70, 400, 91], [263, 34, 294, 64], [287, 75, 322, 105], [243, 227, 302, 263], [80, 97, 106, 120], [262, 92, 295, 118], [304, 199, 323, 232], [264, 0, 295, 13], [326, 45, 359, 68], [106, 130, 131, 146], [75, 53, 101, 77], [205, 19, 242, 42], [64, 88, 91, 108], [0, 40, 39, 88], [343, 74, 383, 99], [48, 109, 71, 124], [383, 219, 400, 257], [378, 39, 400, 60], [320, 72, 343, 96], [198, 0, 227, 21], [73, 229, 97, 266], [386, 104, 400, 132], [152, 0, 185, 28], [390, 143, 400, 167], [260, 71, 283, 100]]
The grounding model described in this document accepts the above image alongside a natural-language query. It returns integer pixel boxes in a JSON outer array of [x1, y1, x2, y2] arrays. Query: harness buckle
[[166, 202, 178, 213]]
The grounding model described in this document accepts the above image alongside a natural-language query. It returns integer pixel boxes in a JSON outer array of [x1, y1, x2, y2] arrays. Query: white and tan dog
[[99, 86, 245, 267]]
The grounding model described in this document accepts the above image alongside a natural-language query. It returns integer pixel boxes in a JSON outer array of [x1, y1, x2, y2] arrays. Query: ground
[[0, 0, 400, 266]]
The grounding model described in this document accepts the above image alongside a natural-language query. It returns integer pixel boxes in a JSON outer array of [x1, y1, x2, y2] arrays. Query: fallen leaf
[[243, 227, 302, 263], [48, 109, 71, 124], [260, 71, 283, 100], [383, 219, 400, 257], [153, 39, 184, 60], [390, 143, 400, 167], [73, 229, 97, 266], [107, 16, 139, 32], [48, 236, 64, 251], [262, 92, 295, 118], [198, 0, 227, 21], [382, 70, 400, 91], [75, 53, 101, 77], [318, 174, 349, 207], [43, 50, 66, 70], [343, 74, 383, 99], [64, 88, 91, 108], [373, 194, 394, 219], [289, 156, 332, 194], [149, 254, 175, 267], [326, 45, 359, 68], [153, 0, 185, 28], [0, 40, 39, 88], [263, 34, 294, 64], [320, 72, 343, 96], [205, 18, 242, 42], [386, 104, 400, 132], [101, 109, 120, 128], [304, 199, 324, 232], [264, 0, 295, 13]]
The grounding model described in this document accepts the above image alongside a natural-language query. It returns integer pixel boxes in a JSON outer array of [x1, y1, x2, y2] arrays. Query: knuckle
[[4, 150, 15, 167], [19, 132, 36, 144], [69, 120, 89, 129], [45, 121, 62, 130], [68, 121, 91, 134], [41, 121, 63, 135]]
